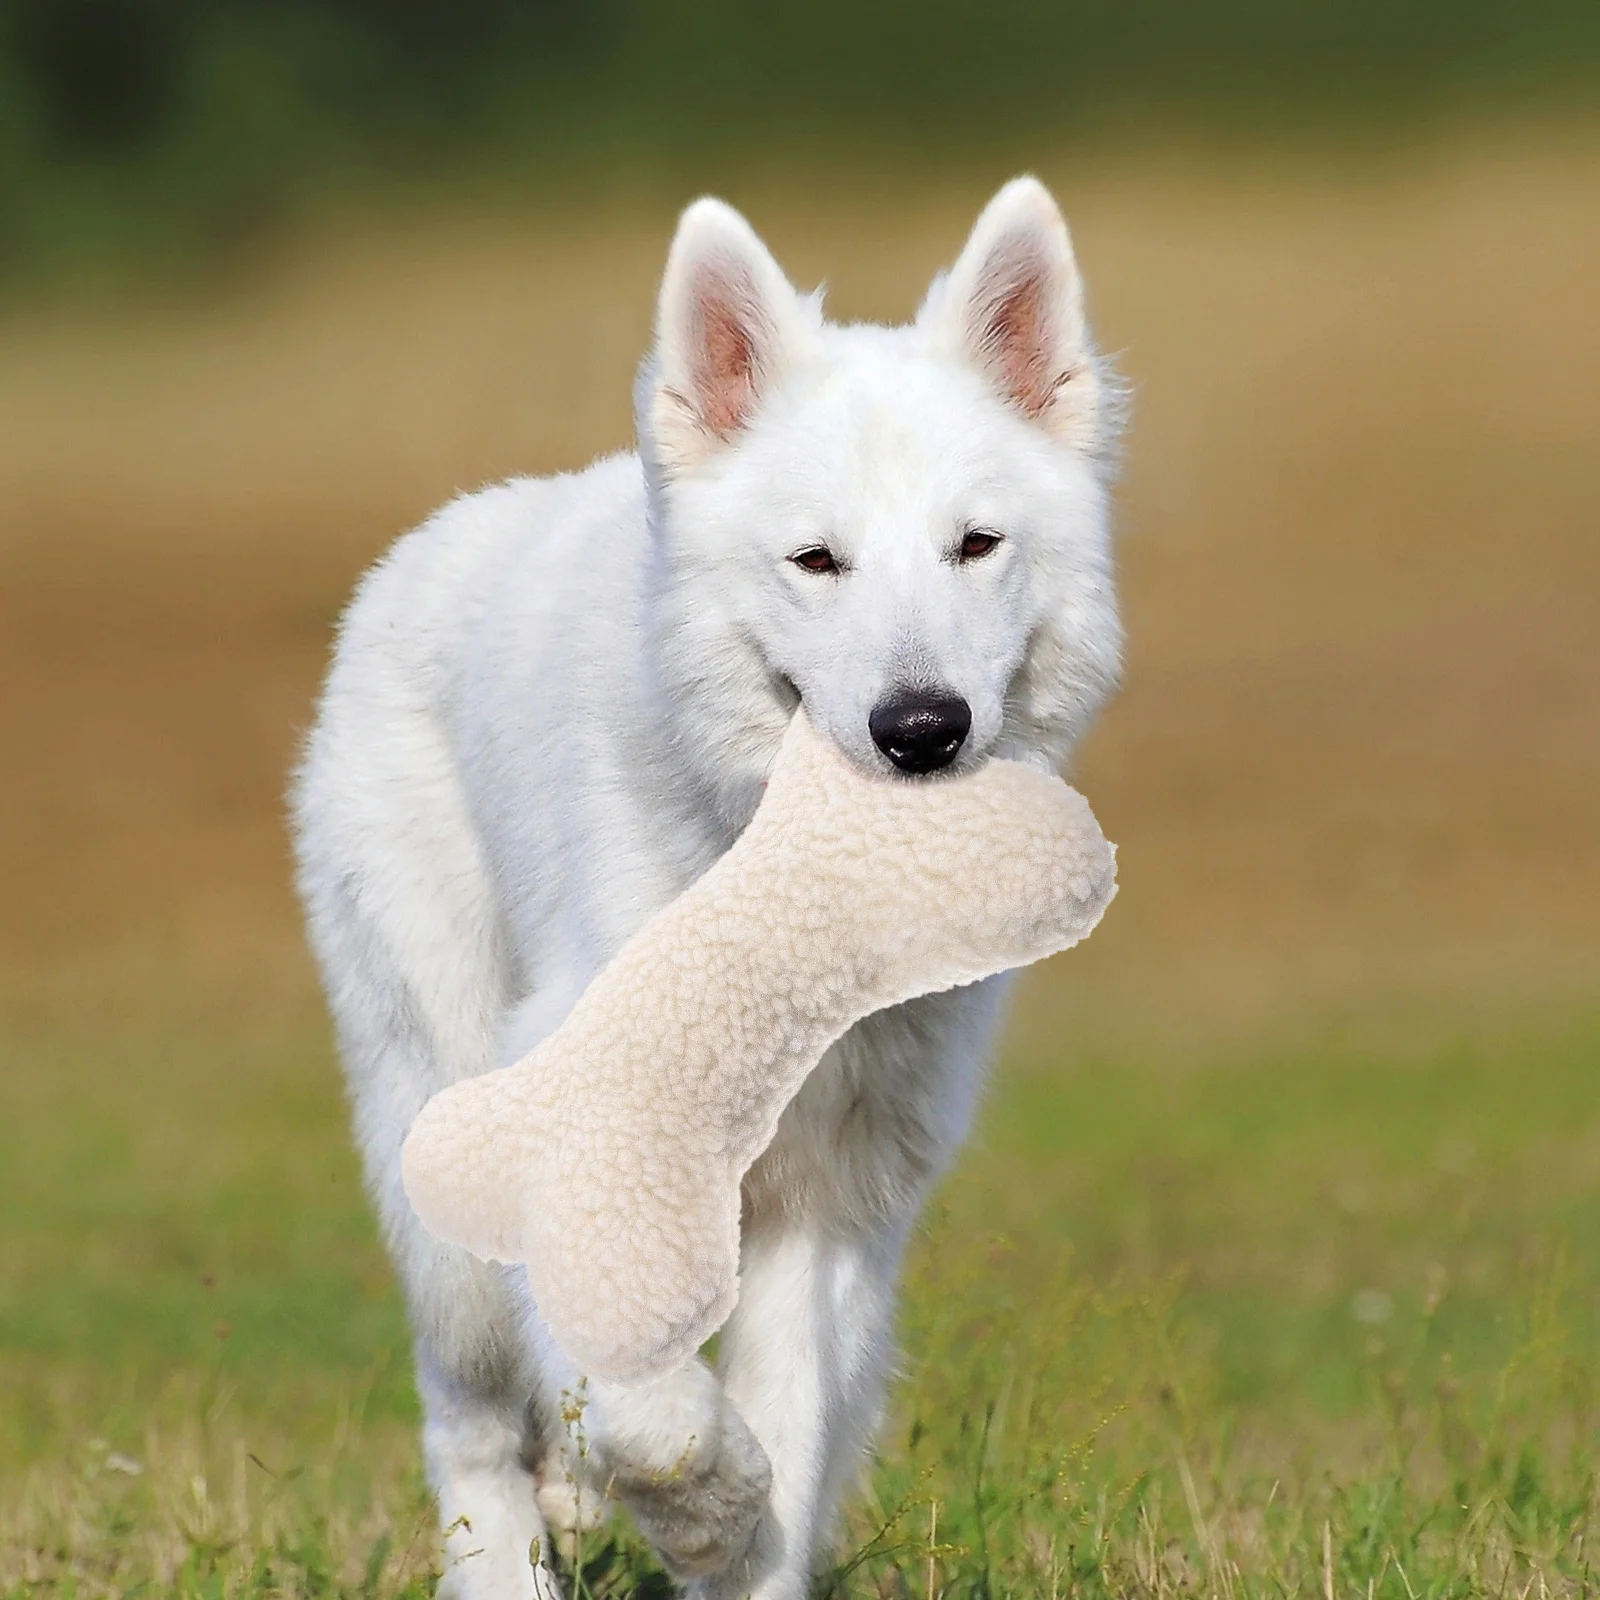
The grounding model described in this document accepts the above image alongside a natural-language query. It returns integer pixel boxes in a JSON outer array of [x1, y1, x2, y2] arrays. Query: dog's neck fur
[[628, 357, 787, 844]]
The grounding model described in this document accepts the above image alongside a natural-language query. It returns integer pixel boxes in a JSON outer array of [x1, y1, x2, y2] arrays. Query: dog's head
[[638, 178, 1123, 823]]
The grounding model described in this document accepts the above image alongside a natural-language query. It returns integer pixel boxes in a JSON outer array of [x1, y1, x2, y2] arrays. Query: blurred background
[[1, 3, 1597, 1593]]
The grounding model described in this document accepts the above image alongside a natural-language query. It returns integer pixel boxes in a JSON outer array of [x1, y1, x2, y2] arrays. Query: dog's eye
[[791, 546, 839, 575], [958, 529, 1003, 563]]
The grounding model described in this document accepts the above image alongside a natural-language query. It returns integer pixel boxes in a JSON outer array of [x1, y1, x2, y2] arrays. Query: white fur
[[292, 176, 1121, 1600]]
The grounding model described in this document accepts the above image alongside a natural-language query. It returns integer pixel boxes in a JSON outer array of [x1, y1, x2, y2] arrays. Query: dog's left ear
[[647, 198, 818, 479], [922, 177, 1101, 453]]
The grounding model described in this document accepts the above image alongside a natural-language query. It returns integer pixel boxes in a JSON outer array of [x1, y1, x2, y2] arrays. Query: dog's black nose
[[869, 693, 972, 774]]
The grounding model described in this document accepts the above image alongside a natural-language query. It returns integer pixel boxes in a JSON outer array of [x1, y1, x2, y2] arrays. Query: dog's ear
[[922, 177, 1101, 452], [648, 198, 817, 478]]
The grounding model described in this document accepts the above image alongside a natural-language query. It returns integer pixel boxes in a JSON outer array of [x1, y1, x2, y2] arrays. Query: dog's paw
[[534, 1472, 613, 1565], [608, 1404, 772, 1579], [435, 1548, 565, 1600]]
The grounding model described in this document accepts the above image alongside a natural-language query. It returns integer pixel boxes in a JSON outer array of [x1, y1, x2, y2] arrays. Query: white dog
[[292, 176, 1122, 1600]]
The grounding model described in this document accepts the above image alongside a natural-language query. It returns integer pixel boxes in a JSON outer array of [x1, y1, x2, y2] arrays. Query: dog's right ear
[[647, 199, 818, 479]]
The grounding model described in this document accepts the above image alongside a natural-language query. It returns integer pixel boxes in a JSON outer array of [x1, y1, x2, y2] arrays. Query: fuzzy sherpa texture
[[401, 709, 1116, 1383]]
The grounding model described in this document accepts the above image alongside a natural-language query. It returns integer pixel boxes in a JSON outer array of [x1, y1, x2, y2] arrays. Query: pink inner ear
[[692, 265, 760, 439], [977, 244, 1064, 419]]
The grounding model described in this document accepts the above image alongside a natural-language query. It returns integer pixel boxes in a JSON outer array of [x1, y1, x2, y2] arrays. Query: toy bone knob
[[401, 709, 1117, 1383]]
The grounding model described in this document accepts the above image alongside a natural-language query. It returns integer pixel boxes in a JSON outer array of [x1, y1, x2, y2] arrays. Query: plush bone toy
[[401, 710, 1116, 1383]]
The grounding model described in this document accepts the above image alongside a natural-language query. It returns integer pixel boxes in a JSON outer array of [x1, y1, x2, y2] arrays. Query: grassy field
[[2, 122, 1599, 1595], [7, 990, 1600, 1597]]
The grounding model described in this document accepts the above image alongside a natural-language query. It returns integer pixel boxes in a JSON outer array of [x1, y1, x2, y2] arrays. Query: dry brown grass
[[1, 125, 1597, 1041]]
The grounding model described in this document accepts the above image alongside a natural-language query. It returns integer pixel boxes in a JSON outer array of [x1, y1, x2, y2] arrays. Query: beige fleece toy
[[401, 710, 1117, 1383]]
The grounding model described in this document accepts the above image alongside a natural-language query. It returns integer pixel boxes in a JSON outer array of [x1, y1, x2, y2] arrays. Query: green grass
[[3, 980, 1599, 1596]]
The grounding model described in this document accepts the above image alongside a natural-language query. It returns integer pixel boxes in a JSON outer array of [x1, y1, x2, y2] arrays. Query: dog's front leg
[[695, 1213, 909, 1600], [587, 1361, 773, 1579], [521, 1303, 772, 1585], [417, 1354, 561, 1600]]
